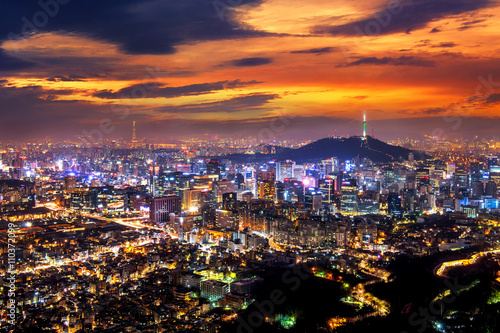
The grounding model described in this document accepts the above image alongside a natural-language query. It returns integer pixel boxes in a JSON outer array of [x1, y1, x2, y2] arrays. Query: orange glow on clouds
[[1, 0, 500, 140]]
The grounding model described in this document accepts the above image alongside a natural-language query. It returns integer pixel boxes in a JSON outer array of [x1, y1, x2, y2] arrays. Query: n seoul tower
[[363, 109, 367, 139]]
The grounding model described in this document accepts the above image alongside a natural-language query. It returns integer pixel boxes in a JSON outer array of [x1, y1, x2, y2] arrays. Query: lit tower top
[[363, 109, 367, 138], [132, 121, 137, 142]]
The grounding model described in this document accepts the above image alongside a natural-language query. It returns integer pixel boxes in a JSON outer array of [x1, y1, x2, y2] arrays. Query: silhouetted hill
[[277, 136, 426, 163], [209, 136, 428, 163]]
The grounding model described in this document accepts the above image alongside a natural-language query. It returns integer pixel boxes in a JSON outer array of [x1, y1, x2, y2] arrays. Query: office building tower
[[341, 179, 358, 215], [485, 181, 498, 198], [213, 180, 236, 203], [284, 179, 304, 203], [201, 280, 230, 301], [305, 190, 322, 212], [387, 194, 402, 216], [258, 180, 275, 201], [319, 177, 336, 206], [276, 161, 294, 182], [150, 196, 181, 223], [64, 175, 77, 194]]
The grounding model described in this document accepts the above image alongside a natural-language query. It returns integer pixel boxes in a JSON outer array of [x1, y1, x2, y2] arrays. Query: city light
[[0, 12, 499, 330]]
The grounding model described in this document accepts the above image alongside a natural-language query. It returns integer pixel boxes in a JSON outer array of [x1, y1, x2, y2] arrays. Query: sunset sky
[[1, 0, 500, 141]]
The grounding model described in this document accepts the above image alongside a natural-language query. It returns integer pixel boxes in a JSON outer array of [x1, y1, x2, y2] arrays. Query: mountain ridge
[[208, 136, 428, 163], [275, 136, 428, 163]]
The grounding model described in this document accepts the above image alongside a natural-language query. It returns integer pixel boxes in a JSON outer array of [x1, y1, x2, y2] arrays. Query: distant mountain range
[[216, 136, 429, 163]]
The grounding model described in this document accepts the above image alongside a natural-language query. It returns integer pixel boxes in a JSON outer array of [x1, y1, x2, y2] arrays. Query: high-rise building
[[150, 196, 181, 223], [256, 169, 275, 183], [472, 180, 484, 196], [222, 192, 237, 210], [305, 190, 322, 212], [485, 181, 498, 198], [416, 169, 430, 188], [276, 161, 294, 182], [320, 158, 338, 177], [64, 175, 77, 194], [319, 177, 336, 206], [341, 179, 358, 215], [490, 166, 500, 189], [487, 155, 498, 169], [230, 277, 264, 295], [213, 180, 236, 203], [402, 188, 418, 214], [183, 189, 202, 211], [207, 160, 223, 176], [387, 194, 402, 216], [215, 209, 239, 229], [200, 280, 230, 301], [149, 165, 160, 196], [284, 179, 304, 203], [454, 167, 469, 188], [275, 181, 285, 203], [258, 180, 275, 201], [358, 197, 379, 215]]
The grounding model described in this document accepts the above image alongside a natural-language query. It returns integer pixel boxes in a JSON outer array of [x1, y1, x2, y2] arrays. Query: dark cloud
[[93, 80, 261, 99], [314, 0, 492, 37], [157, 93, 280, 113], [417, 39, 431, 46], [0, 80, 499, 142], [430, 27, 442, 33], [46, 75, 85, 82], [458, 19, 487, 30], [0, 84, 108, 140], [0, 49, 35, 71], [20, 55, 190, 81], [230, 57, 273, 67], [290, 47, 337, 54], [338, 56, 435, 67], [419, 107, 446, 115], [485, 93, 500, 104], [131, 115, 500, 142], [431, 42, 457, 48], [19, 85, 76, 96], [0, 0, 269, 55], [436, 51, 468, 58], [13, 54, 123, 79]]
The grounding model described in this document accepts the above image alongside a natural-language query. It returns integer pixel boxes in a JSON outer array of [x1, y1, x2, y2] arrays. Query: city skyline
[[1, 0, 500, 141], [2, 3, 500, 332], [2, 122, 500, 332]]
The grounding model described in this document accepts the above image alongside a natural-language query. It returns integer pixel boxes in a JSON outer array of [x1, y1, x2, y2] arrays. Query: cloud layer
[[0, 0, 499, 141]]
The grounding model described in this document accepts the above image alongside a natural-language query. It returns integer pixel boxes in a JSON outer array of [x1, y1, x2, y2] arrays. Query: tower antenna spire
[[363, 109, 367, 139]]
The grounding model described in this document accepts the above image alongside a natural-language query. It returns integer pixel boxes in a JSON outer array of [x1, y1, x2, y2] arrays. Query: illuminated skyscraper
[[341, 179, 358, 215], [276, 161, 294, 182], [150, 195, 181, 223], [132, 121, 137, 142], [64, 175, 77, 194]]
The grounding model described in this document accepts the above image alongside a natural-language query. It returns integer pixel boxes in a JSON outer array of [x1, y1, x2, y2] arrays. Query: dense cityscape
[[2, 0, 500, 332], [1, 117, 500, 332]]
